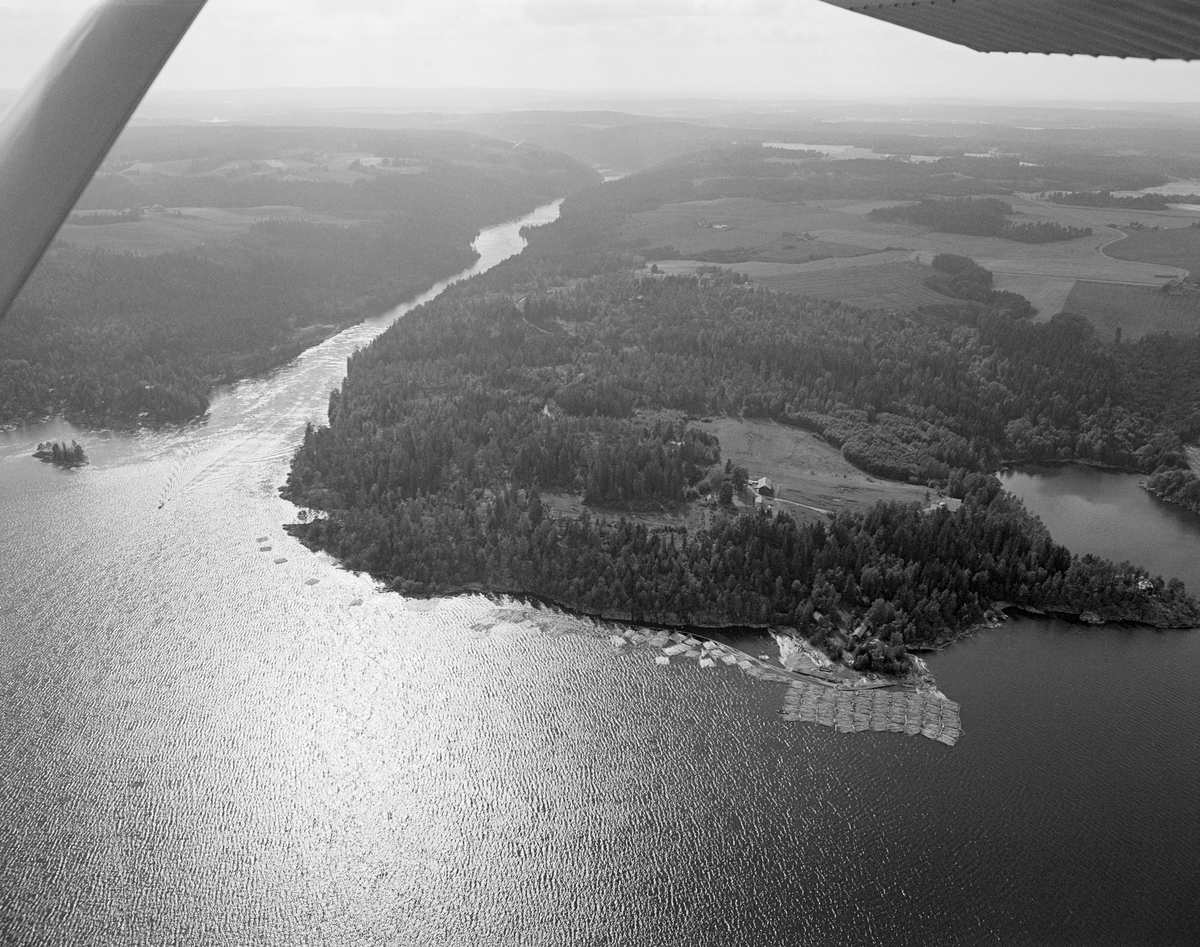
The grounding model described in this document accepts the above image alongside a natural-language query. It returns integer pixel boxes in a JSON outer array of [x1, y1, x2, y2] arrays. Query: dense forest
[[924, 253, 1037, 316], [33, 440, 87, 468], [1145, 467, 1200, 515], [0, 126, 596, 428], [279, 140, 1200, 669], [1043, 190, 1186, 210], [289, 470, 1200, 672], [307, 267, 1200, 483], [283, 261, 1200, 664], [869, 197, 1092, 243], [1, 217, 479, 426]]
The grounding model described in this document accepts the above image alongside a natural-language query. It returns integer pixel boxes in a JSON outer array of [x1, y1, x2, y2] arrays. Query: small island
[[34, 440, 88, 468]]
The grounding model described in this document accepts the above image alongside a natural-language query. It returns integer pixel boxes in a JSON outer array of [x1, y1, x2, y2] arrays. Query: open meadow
[[637, 193, 1200, 322], [694, 417, 932, 520], [655, 256, 952, 309], [59, 205, 358, 254], [1064, 280, 1200, 340], [538, 416, 934, 532], [624, 197, 890, 264], [1102, 224, 1200, 272]]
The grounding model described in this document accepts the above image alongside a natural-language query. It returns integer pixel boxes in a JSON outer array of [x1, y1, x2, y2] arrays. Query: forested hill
[[283, 268, 1200, 668], [0, 126, 597, 428], [280, 142, 1200, 669]]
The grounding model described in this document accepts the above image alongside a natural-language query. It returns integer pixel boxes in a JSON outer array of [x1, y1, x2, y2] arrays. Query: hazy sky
[[3, 0, 1200, 102]]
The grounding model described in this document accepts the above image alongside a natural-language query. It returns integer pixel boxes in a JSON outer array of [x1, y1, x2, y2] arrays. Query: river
[[2, 209, 1199, 945]]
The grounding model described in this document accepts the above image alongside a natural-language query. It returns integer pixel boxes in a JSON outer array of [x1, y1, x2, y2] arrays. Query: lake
[[1, 211, 1199, 945]]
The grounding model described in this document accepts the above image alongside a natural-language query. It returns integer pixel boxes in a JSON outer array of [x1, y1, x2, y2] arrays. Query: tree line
[[870, 197, 1092, 243], [924, 253, 1037, 317], [1043, 191, 1184, 210]]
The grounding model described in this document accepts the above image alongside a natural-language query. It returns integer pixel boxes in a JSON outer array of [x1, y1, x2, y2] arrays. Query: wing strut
[[0, 0, 208, 321]]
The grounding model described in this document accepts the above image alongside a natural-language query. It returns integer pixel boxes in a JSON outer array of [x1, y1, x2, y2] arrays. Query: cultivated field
[[111, 152, 428, 185], [1011, 193, 1200, 232], [627, 197, 915, 264], [694, 417, 932, 521], [1064, 281, 1200, 340], [640, 195, 1193, 317], [59, 206, 358, 254], [742, 260, 951, 309], [540, 417, 933, 532], [1102, 225, 1200, 273]]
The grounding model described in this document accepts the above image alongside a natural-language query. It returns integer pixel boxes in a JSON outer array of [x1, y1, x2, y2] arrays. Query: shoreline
[[0, 321, 358, 435], [997, 456, 1144, 476], [282, 521, 939, 688], [477, 586, 942, 693], [1140, 479, 1200, 521]]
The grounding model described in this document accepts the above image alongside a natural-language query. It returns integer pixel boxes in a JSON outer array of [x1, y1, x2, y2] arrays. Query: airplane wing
[[0, 0, 208, 322], [815, 0, 1200, 60]]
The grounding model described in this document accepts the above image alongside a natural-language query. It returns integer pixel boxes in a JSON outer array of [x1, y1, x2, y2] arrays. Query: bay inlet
[[0, 205, 1198, 943]]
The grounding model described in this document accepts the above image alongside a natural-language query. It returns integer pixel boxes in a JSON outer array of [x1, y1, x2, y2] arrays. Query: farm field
[[874, 219, 1184, 284], [742, 260, 951, 309], [694, 417, 932, 520], [986, 272, 1080, 319], [1063, 280, 1200, 340], [625, 197, 919, 263], [1011, 193, 1200, 232], [1102, 224, 1200, 273], [640, 195, 1191, 316], [59, 205, 358, 254], [539, 418, 933, 533], [111, 152, 429, 185]]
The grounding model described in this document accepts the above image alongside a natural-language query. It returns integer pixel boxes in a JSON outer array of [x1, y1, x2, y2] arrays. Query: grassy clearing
[[538, 417, 932, 532], [1064, 280, 1200, 340], [624, 197, 914, 261], [889, 223, 1181, 284], [1013, 197, 1200, 232], [1102, 225, 1200, 273], [743, 260, 951, 309], [58, 206, 359, 254], [993, 274, 1078, 318], [695, 417, 931, 519], [114, 152, 428, 185]]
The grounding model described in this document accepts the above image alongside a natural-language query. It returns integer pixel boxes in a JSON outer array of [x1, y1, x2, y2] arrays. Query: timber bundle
[[781, 681, 962, 746]]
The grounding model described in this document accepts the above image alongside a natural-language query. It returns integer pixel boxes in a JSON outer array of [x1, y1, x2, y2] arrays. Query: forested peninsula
[[283, 280, 1200, 674], [282, 144, 1200, 678], [0, 126, 595, 429], [1144, 467, 1200, 516]]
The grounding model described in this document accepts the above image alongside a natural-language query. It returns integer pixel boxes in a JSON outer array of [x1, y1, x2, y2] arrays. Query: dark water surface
[[2, 220, 1199, 944]]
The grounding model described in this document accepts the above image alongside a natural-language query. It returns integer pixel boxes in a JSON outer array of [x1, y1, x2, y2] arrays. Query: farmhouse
[[751, 476, 774, 497]]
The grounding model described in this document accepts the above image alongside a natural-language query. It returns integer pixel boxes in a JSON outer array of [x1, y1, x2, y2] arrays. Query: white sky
[[2, 0, 1199, 102]]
